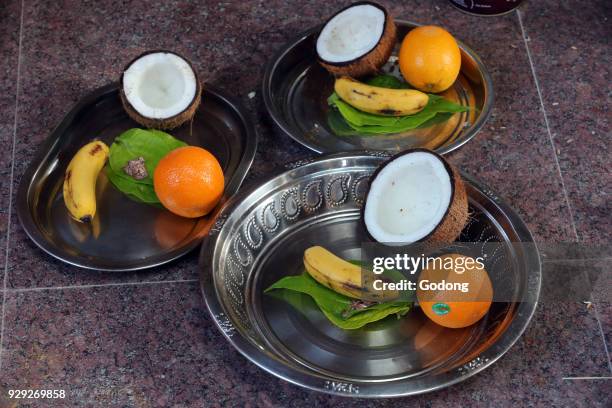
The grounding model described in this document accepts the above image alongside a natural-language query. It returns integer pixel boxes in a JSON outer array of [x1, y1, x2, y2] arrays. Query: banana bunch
[[304, 246, 398, 302], [334, 76, 429, 116], [63, 141, 109, 223]]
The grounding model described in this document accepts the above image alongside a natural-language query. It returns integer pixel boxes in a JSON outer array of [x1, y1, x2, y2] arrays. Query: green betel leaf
[[327, 109, 359, 137], [105, 166, 160, 204], [365, 74, 411, 89], [106, 128, 187, 204], [321, 303, 410, 330], [265, 273, 412, 330], [108, 128, 187, 185], [327, 75, 469, 135]]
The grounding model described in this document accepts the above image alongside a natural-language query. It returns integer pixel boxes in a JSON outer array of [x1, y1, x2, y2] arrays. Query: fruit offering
[[328, 75, 467, 135], [266, 246, 410, 330], [64, 128, 225, 227], [63, 141, 109, 223], [363, 149, 468, 245], [319, 2, 468, 137], [316, 2, 396, 77], [399, 25, 462, 93], [417, 254, 493, 328], [154, 146, 224, 218], [121, 51, 202, 130], [304, 246, 398, 302], [334, 76, 429, 116]]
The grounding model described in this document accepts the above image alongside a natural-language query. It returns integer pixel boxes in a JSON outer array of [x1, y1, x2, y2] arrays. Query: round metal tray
[[200, 153, 540, 398], [262, 20, 493, 155], [17, 83, 257, 271]]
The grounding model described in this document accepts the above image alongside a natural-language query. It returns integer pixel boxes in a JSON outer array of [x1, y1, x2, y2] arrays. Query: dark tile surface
[[541, 258, 611, 375], [599, 304, 611, 367], [519, 0, 611, 243], [0, 0, 20, 135], [437, 14, 575, 243], [0, 283, 609, 408], [0, 0, 22, 286], [587, 259, 612, 363], [7, 244, 200, 290]]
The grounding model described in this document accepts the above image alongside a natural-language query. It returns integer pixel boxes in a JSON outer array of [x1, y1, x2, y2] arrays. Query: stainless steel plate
[[262, 21, 493, 155], [17, 83, 257, 271], [200, 153, 540, 398]]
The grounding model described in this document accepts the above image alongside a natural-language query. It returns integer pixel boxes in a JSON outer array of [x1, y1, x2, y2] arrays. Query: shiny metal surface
[[200, 153, 540, 397], [17, 83, 257, 271], [262, 21, 493, 155]]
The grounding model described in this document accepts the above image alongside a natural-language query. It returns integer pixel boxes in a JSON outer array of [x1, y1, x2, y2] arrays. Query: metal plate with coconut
[[262, 3, 494, 154], [17, 50, 257, 271]]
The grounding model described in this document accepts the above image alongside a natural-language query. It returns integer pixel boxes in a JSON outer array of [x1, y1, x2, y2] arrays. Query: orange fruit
[[398, 26, 461, 93], [417, 254, 493, 329], [153, 146, 224, 218]]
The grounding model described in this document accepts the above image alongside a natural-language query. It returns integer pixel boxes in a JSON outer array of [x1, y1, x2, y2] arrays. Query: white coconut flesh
[[122, 52, 197, 119], [364, 152, 453, 244], [316, 4, 385, 63]]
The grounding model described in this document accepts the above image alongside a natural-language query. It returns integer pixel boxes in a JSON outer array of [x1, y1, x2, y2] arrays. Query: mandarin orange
[[153, 146, 224, 218], [417, 254, 493, 329], [399, 26, 461, 93]]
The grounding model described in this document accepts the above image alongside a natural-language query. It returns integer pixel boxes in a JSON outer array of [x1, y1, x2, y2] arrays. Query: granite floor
[[0, 0, 610, 406]]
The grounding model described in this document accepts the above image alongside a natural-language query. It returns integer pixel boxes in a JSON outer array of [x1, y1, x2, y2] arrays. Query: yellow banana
[[334, 76, 429, 116], [63, 141, 109, 223], [303, 246, 398, 302]]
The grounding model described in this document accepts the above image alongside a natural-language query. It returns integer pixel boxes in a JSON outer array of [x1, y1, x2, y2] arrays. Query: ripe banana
[[334, 76, 429, 116], [303, 246, 398, 302], [63, 141, 109, 223]]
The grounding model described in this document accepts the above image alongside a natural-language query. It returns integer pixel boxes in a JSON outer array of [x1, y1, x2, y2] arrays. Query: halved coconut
[[363, 149, 468, 245], [120, 50, 202, 130], [316, 1, 396, 78]]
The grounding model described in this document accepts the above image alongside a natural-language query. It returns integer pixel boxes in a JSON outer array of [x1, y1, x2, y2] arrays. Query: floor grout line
[[516, 10, 579, 241], [0, 0, 25, 373], [517, 9, 612, 375], [7, 278, 199, 293], [593, 303, 612, 374]]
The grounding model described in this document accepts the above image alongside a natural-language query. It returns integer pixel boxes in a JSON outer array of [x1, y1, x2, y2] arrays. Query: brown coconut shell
[[317, 2, 397, 78], [363, 148, 469, 245], [425, 162, 468, 244], [120, 50, 202, 130]]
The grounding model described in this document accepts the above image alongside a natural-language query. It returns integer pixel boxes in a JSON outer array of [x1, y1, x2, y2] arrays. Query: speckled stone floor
[[0, 0, 610, 406]]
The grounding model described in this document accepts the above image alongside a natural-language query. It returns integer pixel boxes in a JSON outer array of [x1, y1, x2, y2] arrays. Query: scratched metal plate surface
[[199, 153, 540, 397], [17, 83, 257, 271]]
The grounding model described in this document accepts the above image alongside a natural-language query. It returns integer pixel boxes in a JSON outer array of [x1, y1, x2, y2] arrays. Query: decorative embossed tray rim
[[199, 152, 541, 398]]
